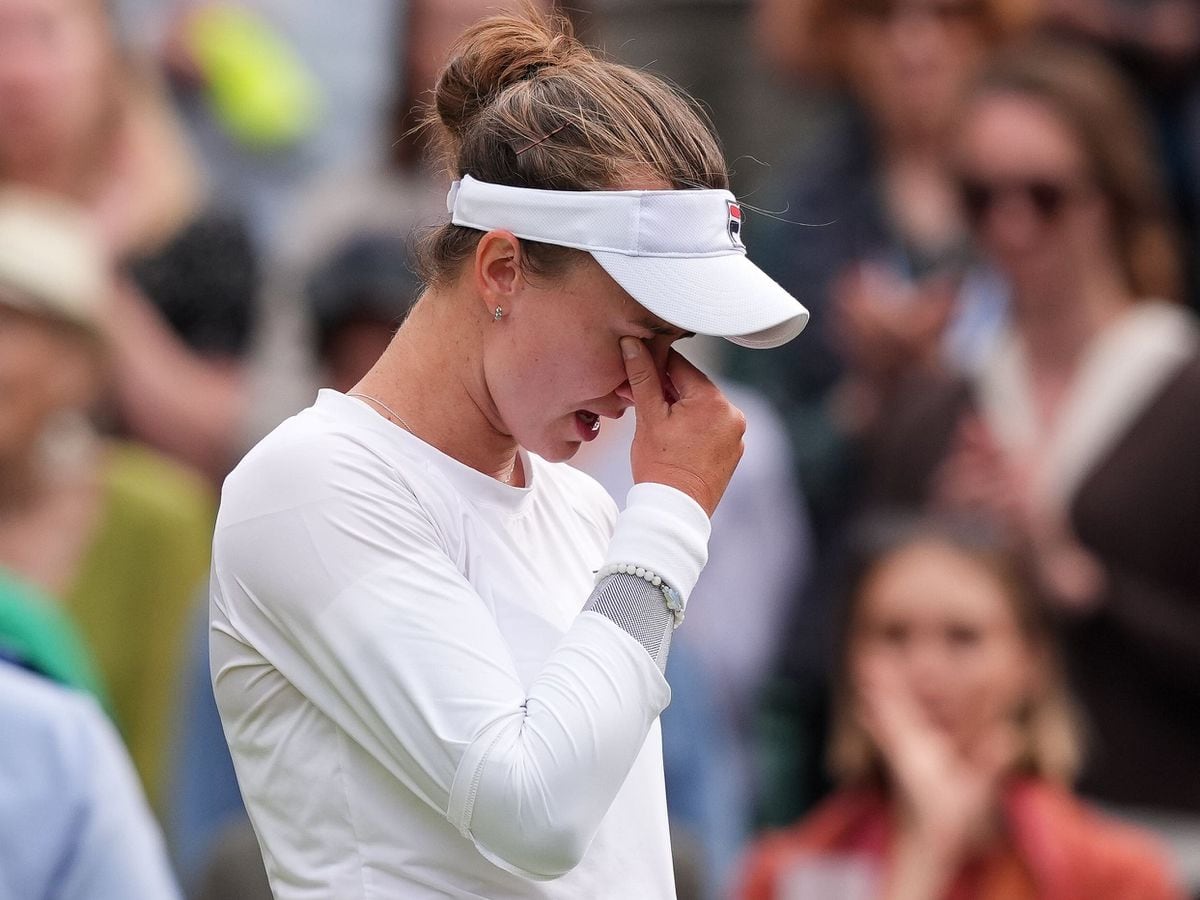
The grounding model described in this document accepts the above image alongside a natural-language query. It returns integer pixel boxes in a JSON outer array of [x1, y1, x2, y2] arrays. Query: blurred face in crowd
[[851, 540, 1038, 751], [841, 0, 994, 140], [954, 91, 1112, 306], [0, 302, 97, 467], [0, 0, 114, 176]]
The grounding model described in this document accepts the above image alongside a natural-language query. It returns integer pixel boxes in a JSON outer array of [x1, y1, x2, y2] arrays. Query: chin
[[532, 440, 581, 464]]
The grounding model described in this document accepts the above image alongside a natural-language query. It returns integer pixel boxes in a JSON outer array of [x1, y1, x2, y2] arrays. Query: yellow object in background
[[185, 4, 322, 150]]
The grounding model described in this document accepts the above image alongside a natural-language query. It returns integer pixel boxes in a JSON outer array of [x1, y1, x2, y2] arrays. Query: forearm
[[459, 482, 710, 874], [106, 283, 247, 478], [583, 481, 710, 671]]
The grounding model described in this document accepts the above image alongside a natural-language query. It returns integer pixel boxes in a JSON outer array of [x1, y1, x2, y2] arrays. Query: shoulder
[[220, 399, 441, 522], [215, 400, 463, 584], [1010, 782, 1182, 898], [0, 663, 106, 802]]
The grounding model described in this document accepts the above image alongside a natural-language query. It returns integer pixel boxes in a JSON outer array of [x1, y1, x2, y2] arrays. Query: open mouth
[[575, 410, 601, 441]]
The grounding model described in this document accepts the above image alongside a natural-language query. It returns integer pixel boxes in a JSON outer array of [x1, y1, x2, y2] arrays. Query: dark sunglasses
[[957, 177, 1084, 226]]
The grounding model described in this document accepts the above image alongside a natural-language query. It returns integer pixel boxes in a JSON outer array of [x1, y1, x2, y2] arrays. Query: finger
[[663, 348, 716, 398], [620, 337, 667, 418]]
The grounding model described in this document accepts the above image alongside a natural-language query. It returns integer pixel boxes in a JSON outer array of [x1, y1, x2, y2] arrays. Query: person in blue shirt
[[0, 659, 182, 900]]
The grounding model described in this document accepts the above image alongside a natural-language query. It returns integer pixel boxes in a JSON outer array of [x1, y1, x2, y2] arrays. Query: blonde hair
[[967, 39, 1183, 303], [415, 7, 728, 286], [826, 516, 1084, 787]]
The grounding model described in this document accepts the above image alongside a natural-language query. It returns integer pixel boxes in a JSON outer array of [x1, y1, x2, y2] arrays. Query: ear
[[473, 230, 525, 319]]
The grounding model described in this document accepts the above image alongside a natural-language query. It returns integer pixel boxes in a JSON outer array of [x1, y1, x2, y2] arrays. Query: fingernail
[[620, 337, 640, 359]]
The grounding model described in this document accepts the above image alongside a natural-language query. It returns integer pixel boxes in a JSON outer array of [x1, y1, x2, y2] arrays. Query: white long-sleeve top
[[209, 390, 711, 899]]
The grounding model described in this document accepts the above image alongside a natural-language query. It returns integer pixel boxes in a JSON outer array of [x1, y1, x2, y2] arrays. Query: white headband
[[445, 175, 808, 349]]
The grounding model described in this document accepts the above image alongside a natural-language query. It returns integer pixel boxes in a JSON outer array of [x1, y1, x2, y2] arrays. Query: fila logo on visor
[[727, 200, 744, 249]]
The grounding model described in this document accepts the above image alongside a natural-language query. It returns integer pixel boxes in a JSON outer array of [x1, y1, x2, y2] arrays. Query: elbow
[[475, 819, 593, 881], [522, 823, 591, 879]]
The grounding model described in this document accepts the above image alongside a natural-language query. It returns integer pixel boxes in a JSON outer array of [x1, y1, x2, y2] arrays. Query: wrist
[[605, 483, 710, 605]]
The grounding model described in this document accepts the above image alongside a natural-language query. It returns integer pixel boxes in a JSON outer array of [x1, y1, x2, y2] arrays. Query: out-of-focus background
[[1, 0, 1199, 898]]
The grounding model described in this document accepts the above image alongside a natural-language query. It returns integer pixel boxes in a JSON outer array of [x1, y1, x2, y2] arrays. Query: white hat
[[447, 175, 809, 349], [0, 189, 108, 335]]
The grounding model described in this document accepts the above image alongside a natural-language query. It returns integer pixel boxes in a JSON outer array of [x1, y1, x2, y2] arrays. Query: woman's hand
[[931, 416, 1028, 527], [620, 337, 745, 518], [933, 417, 1107, 613], [856, 659, 1018, 899]]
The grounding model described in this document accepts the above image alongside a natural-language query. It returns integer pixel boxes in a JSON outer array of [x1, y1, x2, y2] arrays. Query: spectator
[[737, 517, 1182, 899], [0, 658, 183, 900], [0, 189, 213, 809], [729, 0, 1033, 543], [861, 39, 1200, 885], [0, 0, 260, 479]]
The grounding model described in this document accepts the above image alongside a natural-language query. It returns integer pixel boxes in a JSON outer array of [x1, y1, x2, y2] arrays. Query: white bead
[[652, 575, 661, 586], [635, 567, 645, 578]]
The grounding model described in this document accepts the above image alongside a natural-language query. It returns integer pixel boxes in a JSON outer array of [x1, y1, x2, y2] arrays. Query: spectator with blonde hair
[[738, 517, 1182, 899], [733, 0, 1036, 544], [862, 37, 1200, 888]]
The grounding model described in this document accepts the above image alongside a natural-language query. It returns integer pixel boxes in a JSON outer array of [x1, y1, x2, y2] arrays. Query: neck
[[1011, 268, 1132, 373], [351, 285, 523, 485], [0, 450, 46, 515], [874, 109, 947, 165]]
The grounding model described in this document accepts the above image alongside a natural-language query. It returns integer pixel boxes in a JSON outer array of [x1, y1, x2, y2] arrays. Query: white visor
[[447, 175, 809, 349]]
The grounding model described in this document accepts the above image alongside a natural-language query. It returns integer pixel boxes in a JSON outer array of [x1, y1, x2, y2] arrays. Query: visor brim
[[591, 251, 809, 349]]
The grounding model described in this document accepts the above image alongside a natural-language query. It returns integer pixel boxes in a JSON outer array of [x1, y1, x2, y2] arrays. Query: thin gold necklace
[[347, 391, 414, 433], [346, 391, 520, 486]]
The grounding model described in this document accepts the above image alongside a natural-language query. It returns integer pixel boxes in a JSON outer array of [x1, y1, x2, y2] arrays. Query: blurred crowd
[[1, 0, 1198, 898]]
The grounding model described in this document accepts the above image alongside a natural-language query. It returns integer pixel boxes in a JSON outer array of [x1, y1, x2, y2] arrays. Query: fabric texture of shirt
[[210, 389, 711, 898], [0, 661, 182, 900]]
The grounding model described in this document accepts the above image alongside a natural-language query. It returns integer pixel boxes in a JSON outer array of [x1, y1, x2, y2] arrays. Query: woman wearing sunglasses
[[862, 38, 1200, 886], [208, 9, 808, 899]]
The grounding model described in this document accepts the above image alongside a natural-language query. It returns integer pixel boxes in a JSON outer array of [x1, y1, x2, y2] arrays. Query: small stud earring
[[494, 306, 503, 321]]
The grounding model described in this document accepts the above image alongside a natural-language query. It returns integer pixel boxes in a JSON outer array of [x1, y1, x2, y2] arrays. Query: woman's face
[[0, 0, 112, 172], [843, 0, 992, 139], [954, 91, 1111, 304], [851, 540, 1037, 751], [0, 303, 93, 465], [481, 254, 687, 463]]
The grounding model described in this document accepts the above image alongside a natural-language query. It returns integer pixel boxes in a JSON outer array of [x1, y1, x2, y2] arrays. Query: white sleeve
[[211, 447, 709, 881]]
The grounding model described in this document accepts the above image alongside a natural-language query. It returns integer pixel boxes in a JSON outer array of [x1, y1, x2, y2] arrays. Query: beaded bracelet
[[595, 563, 685, 627]]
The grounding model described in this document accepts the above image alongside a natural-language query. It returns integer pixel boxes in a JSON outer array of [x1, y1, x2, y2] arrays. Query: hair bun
[[434, 11, 584, 140]]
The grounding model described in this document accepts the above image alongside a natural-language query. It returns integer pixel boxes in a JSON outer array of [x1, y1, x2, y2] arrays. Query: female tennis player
[[210, 9, 808, 899]]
